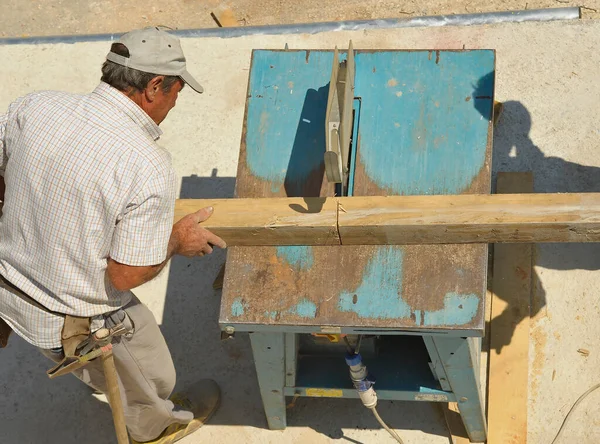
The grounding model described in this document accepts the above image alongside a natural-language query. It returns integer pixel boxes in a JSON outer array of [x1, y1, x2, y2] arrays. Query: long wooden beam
[[174, 193, 600, 246]]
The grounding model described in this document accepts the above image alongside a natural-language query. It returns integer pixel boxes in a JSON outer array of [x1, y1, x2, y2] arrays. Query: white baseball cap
[[106, 27, 204, 93]]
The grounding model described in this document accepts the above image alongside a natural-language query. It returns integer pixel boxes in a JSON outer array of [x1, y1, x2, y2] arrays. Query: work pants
[[41, 296, 193, 442]]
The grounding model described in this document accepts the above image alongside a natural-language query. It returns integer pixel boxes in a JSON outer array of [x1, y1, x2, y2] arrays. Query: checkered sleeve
[[0, 110, 8, 177], [110, 165, 177, 266], [1, 96, 28, 176]]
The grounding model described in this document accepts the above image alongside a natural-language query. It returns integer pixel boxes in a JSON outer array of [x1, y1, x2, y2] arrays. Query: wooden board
[[338, 193, 600, 244], [487, 172, 533, 444], [174, 193, 600, 246], [210, 3, 239, 27], [175, 197, 339, 246]]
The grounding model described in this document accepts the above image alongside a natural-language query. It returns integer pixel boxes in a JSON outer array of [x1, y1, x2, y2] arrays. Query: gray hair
[[101, 43, 181, 94]]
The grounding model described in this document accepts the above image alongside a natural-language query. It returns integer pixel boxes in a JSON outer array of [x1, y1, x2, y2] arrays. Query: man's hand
[[171, 206, 227, 257], [107, 206, 226, 291]]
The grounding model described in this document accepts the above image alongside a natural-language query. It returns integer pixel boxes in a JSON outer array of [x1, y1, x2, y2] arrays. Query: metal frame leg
[[430, 336, 487, 442], [249, 332, 287, 430]]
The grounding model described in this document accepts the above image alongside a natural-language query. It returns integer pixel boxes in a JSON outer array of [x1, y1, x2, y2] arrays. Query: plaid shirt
[[0, 82, 177, 349]]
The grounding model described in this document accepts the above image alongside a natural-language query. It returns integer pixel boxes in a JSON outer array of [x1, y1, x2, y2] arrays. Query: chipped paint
[[338, 247, 411, 319], [224, 50, 491, 332], [276, 246, 314, 270], [289, 299, 317, 318], [264, 298, 317, 319], [423, 292, 479, 326], [231, 298, 247, 317], [338, 248, 479, 326]]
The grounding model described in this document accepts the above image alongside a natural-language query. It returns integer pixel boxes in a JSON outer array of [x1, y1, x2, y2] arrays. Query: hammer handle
[[101, 346, 129, 444]]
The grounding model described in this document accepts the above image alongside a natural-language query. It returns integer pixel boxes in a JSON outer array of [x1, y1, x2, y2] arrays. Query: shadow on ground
[[489, 100, 600, 354], [0, 336, 114, 443]]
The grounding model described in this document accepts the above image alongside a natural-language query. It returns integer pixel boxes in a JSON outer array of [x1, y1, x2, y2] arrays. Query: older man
[[0, 27, 225, 443]]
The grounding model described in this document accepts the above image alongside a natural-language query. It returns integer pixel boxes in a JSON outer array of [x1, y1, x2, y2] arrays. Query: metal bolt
[[224, 326, 235, 335]]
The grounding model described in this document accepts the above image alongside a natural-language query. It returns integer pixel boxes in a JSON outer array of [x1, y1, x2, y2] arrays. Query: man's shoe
[[131, 379, 221, 444]]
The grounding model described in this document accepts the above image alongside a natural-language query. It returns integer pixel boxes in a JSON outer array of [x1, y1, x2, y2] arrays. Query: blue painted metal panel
[[245, 50, 337, 195], [432, 336, 487, 441], [275, 246, 314, 270], [354, 50, 494, 196], [249, 332, 287, 430], [338, 247, 409, 318], [337, 246, 480, 326]]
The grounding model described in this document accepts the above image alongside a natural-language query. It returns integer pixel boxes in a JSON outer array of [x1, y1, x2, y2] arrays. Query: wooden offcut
[[210, 3, 239, 27], [174, 192, 600, 246], [487, 172, 533, 444]]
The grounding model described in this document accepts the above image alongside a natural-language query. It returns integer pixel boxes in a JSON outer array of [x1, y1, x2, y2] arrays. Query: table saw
[[218, 44, 495, 442]]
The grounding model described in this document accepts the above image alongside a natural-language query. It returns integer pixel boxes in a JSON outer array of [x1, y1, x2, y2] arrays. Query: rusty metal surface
[[220, 49, 494, 334]]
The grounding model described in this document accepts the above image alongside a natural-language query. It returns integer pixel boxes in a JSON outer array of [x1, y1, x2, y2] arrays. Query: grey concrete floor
[[1, 19, 600, 444]]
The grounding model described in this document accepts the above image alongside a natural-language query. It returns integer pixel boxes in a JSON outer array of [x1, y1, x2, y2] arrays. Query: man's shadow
[[489, 100, 600, 353]]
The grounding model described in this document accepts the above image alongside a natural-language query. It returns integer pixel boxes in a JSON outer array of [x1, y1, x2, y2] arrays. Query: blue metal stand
[[426, 336, 487, 441], [249, 332, 287, 430]]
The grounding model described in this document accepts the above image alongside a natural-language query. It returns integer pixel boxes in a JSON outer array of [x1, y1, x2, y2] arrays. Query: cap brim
[[180, 70, 204, 94]]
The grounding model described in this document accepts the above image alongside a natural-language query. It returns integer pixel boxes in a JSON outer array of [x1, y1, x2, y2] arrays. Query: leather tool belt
[[0, 273, 91, 353], [0, 274, 131, 378]]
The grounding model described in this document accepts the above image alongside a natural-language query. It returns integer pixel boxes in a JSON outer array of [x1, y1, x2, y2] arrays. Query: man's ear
[[144, 76, 165, 102]]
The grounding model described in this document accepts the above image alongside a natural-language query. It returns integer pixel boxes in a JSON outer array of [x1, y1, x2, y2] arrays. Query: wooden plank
[[337, 193, 600, 244], [210, 3, 239, 27], [487, 172, 533, 444], [174, 192, 600, 246], [175, 197, 339, 246]]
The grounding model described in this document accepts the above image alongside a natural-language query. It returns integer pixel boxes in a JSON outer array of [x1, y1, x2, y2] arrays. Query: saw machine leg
[[249, 332, 287, 429], [430, 336, 487, 442]]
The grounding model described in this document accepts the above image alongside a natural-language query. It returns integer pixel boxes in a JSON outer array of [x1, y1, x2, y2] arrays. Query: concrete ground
[[1, 0, 598, 38], [1, 11, 600, 444]]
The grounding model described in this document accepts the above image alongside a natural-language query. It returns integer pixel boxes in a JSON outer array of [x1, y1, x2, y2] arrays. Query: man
[[0, 27, 226, 443]]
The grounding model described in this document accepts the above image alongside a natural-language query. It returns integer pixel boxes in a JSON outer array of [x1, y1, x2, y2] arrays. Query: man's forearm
[[106, 206, 221, 291], [137, 232, 180, 283]]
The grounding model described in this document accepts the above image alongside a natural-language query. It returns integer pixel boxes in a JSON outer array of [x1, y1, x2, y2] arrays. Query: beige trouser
[[41, 296, 193, 442]]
